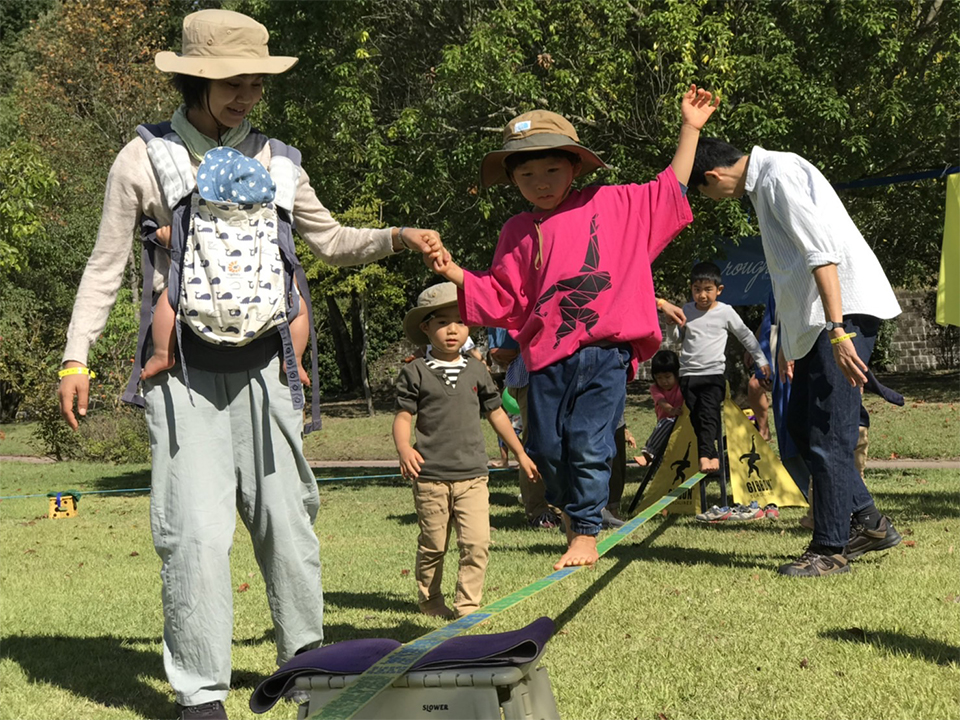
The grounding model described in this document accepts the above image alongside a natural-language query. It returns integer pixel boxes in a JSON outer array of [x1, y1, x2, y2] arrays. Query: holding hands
[[397, 227, 445, 262]]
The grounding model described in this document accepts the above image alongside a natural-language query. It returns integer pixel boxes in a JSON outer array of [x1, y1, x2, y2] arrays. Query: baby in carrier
[[141, 147, 310, 385]]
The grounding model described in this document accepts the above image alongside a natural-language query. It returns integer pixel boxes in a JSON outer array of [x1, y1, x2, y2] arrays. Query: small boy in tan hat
[[393, 282, 539, 618], [428, 85, 718, 571]]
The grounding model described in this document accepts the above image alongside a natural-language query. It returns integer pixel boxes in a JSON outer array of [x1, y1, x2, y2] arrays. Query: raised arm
[[671, 84, 720, 186]]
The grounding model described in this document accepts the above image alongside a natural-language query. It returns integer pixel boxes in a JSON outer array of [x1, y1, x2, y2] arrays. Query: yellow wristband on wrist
[[829, 332, 857, 346], [58, 367, 96, 379], [656, 298, 666, 310]]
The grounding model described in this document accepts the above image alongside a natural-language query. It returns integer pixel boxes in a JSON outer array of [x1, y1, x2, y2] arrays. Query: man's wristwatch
[[824, 321, 845, 332]]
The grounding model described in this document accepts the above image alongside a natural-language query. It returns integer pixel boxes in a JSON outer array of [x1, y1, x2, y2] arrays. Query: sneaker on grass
[[763, 503, 780, 520], [778, 548, 850, 577], [729, 501, 765, 521], [844, 515, 902, 560], [695, 505, 732, 523], [529, 511, 560, 530], [177, 701, 227, 720]]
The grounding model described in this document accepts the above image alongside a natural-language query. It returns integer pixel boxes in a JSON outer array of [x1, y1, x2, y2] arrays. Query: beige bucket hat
[[403, 283, 461, 346], [155, 9, 298, 79], [480, 110, 610, 188]]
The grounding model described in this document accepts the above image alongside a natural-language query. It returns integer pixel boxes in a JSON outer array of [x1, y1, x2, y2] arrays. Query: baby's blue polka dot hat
[[198, 146, 276, 204]]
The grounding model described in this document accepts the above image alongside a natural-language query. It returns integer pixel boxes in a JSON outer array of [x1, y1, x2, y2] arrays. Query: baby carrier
[[121, 122, 322, 434]]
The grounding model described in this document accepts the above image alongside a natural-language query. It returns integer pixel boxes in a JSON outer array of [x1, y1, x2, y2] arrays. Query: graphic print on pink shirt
[[533, 214, 610, 348]]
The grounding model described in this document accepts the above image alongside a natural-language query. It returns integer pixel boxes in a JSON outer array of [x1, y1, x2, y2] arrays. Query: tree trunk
[[326, 295, 355, 391], [359, 292, 375, 417]]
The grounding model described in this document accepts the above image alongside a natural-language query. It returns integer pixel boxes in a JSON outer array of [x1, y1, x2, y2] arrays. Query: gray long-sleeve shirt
[[672, 301, 769, 377]]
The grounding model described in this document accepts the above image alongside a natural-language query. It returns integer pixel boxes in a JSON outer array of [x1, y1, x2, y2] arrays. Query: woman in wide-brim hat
[[57, 9, 439, 719]]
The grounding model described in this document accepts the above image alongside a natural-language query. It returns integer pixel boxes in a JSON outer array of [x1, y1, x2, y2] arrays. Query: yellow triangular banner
[[632, 398, 808, 514], [723, 397, 808, 508], [937, 174, 960, 327], [634, 406, 702, 515]]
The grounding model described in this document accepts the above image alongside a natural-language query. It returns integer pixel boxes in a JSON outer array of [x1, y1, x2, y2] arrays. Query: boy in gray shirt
[[673, 262, 770, 473]]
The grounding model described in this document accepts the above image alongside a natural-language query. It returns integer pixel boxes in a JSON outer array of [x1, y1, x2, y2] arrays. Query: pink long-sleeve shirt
[[650, 382, 685, 421], [459, 167, 692, 380]]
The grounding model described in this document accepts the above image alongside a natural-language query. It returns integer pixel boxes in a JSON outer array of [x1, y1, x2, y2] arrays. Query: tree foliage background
[[1, 0, 956, 429]]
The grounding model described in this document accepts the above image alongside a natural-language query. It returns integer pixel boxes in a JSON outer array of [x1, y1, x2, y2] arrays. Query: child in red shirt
[[429, 86, 718, 570]]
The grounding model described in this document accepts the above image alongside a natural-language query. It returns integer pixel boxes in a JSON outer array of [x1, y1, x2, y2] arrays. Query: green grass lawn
[[301, 369, 960, 464], [4, 370, 957, 463], [1, 459, 958, 720]]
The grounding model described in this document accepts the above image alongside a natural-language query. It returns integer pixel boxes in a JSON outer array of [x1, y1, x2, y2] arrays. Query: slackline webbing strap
[[835, 165, 959, 190], [310, 472, 705, 720]]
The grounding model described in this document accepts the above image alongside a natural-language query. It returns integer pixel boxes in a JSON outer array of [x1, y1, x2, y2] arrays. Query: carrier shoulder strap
[[267, 137, 321, 433]]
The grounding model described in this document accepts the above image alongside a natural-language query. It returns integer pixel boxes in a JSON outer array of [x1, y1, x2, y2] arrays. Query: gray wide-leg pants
[[144, 357, 323, 706]]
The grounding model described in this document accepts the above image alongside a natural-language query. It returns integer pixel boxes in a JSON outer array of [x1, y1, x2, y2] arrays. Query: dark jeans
[[787, 314, 879, 548], [527, 345, 629, 536], [679, 374, 725, 460]]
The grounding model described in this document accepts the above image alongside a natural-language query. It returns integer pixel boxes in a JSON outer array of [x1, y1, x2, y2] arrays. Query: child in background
[[428, 85, 718, 570], [636, 350, 683, 467], [492, 390, 523, 469], [673, 261, 771, 474], [393, 282, 538, 618]]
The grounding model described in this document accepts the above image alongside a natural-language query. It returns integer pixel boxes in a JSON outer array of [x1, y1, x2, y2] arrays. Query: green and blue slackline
[[309, 472, 704, 720]]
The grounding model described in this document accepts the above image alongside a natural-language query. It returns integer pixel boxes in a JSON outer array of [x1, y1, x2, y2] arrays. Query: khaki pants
[[413, 475, 490, 617]]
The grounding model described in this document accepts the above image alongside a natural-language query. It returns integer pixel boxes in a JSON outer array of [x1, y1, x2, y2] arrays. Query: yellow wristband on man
[[829, 332, 857, 346], [58, 367, 96, 379]]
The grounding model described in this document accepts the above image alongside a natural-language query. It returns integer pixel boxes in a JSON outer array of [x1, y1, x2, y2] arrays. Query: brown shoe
[[844, 516, 902, 560], [778, 547, 851, 577]]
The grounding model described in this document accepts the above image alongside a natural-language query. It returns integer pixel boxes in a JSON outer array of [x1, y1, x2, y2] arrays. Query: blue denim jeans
[[787, 315, 879, 548], [526, 345, 629, 536]]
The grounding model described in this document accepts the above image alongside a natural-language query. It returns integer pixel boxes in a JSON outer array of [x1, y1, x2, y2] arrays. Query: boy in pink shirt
[[429, 86, 718, 571]]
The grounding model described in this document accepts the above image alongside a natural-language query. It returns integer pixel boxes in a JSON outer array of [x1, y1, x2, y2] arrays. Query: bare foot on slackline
[[554, 533, 598, 571]]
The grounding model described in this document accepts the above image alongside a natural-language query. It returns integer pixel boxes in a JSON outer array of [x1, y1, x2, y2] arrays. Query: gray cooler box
[[251, 617, 561, 720]]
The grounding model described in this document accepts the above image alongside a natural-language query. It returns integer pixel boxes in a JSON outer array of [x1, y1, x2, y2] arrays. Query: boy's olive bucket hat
[[155, 9, 298, 79], [480, 110, 610, 188], [403, 283, 461, 346]]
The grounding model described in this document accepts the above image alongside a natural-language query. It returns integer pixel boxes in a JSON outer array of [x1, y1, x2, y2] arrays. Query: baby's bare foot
[[553, 534, 598, 571]]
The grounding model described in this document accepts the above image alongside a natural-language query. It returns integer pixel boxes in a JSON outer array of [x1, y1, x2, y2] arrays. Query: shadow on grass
[[489, 490, 522, 508], [874, 370, 960, 404], [386, 511, 417, 526], [0, 634, 171, 718], [517, 534, 771, 573], [869, 489, 960, 519], [325, 591, 412, 614], [323, 620, 433, 645], [552, 516, 675, 632], [821, 627, 960, 667], [84, 467, 152, 495]]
